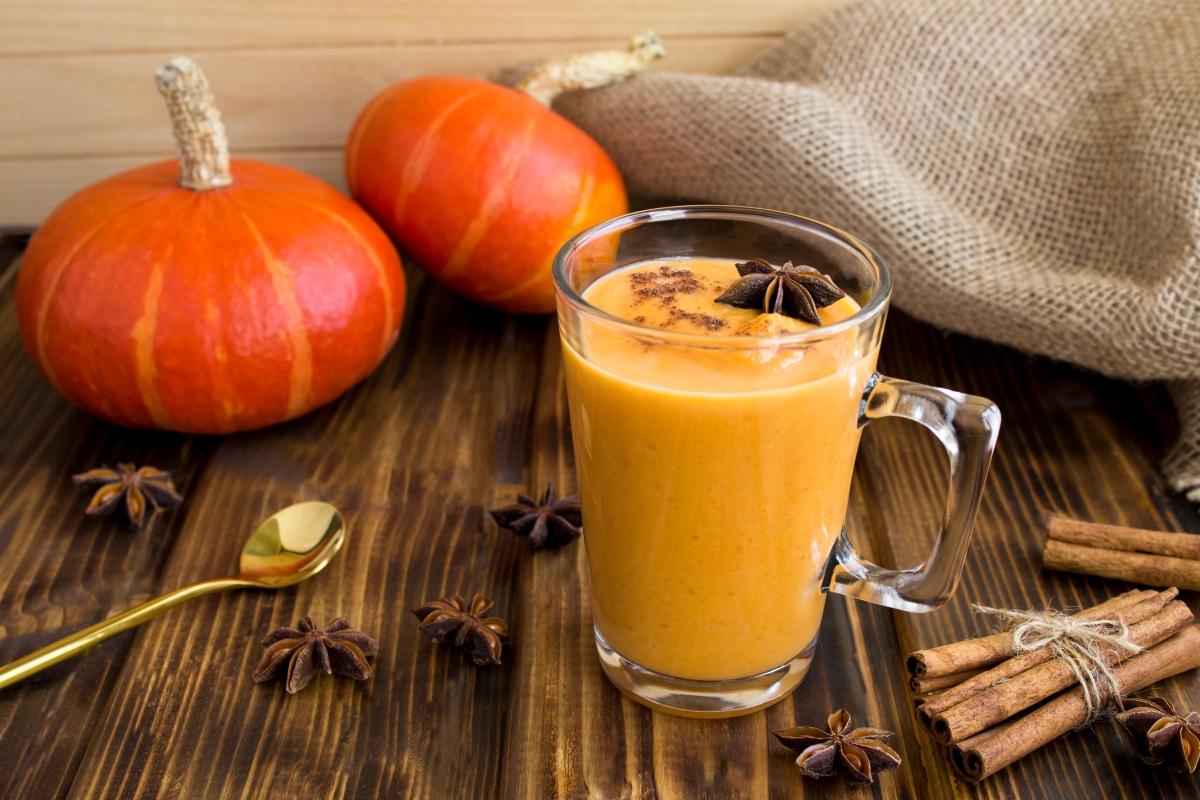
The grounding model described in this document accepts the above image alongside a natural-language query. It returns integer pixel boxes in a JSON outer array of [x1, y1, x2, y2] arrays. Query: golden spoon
[[0, 500, 345, 690]]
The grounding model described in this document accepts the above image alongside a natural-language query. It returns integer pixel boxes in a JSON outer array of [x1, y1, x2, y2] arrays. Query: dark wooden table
[[0, 232, 1196, 799]]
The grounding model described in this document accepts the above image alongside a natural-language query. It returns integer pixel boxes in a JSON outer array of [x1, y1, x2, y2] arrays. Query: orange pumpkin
[[16, 57, 405, 433], [344, 32, 663, 314]]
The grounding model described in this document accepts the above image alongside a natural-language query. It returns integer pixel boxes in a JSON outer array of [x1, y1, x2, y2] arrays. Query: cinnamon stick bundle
[[931, 599, 1195, 743], [915, 589, 1177, 724], [905, 589, 1153, 679], [1042, 516, 1200, 591], [950, 625, 1200, 782], [909, 588, 1200, 781]]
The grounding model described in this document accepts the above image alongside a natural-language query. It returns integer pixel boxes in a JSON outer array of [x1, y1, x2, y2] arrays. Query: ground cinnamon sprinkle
[[629, 265, 695, 282], [628, 265, 703, 305], [663, 307, 728, 331], [624, 264, 727, 331]]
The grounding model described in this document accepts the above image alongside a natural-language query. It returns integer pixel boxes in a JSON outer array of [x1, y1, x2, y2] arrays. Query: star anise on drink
[[252, 617, 379, 694], [490, 484, 582, 549], [774, 709, 902, 784], [412, 593, 509, 666], [715, 258, 846, 325], [1115, 696, 1200, 773], [72, 463, 183, 528]]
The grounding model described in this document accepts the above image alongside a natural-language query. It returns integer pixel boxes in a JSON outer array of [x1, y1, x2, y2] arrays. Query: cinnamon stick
[[905, 589, 1153, 678], [1043, 539, 1200, 591], [1047, 515, 1200, 560], [931, 600, 1195, 743], [915, 589, 1177, 723], [910, 669, 983, 695], [950, 625, 1200, 782]]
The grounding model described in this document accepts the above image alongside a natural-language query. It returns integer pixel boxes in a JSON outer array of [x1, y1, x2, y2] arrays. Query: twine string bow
[[973, 605, 1143, 721]]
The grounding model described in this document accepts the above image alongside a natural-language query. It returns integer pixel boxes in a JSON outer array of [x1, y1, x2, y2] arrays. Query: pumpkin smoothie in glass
[[563, 257, 874, 682], [556, 207, 999, 718]]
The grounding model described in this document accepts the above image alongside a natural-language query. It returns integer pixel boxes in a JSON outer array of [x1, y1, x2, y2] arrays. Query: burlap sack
[[555, 0, 1200, 501]]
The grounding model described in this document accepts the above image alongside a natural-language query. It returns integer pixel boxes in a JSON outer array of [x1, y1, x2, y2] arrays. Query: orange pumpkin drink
[[555, 208, 1000, 718], [564, 258, 873, 684]]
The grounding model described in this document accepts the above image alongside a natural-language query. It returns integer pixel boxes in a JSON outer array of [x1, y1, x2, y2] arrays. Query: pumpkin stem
[[154, 56, 233, 191], [515, 31, 665, 106]]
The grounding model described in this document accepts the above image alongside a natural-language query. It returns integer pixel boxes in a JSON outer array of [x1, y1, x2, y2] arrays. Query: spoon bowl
[[0, 500, 347, 690], [238, 501, 345, 585]]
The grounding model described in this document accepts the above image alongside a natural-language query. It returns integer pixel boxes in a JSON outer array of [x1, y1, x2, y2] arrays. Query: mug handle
[[822, 373, 1001, 613]]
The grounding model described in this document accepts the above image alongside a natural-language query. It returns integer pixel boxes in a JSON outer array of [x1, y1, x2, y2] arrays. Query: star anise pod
[[715, 258, 846, 324], [253, 617, 379, 694], [1115, 696, 1200, 773], [72, 463, 183, 528], [775, 708, 902, 784], [412, 593, 509, 666], [490, 484, 582, 549]]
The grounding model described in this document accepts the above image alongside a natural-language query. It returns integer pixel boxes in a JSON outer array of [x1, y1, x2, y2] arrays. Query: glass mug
[[553, 206, 1001, 718]]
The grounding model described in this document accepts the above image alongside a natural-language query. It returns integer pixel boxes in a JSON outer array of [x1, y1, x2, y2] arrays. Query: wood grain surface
[[0, 1, 845, 55], [0, 34, 770, 226], [0, 237, 1196, 799], [0, 36, 776, 159], [0, 0, 853, 226]]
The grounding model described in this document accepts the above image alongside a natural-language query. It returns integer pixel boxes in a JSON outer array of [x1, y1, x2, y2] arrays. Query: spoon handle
[[0, 577, 248, 690]]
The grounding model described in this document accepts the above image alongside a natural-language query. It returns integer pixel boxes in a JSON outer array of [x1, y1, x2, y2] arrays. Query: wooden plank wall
[[0, 0, 849, 226]]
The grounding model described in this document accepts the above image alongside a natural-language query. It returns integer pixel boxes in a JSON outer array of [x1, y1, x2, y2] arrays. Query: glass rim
[[552, 204, 893, 346]]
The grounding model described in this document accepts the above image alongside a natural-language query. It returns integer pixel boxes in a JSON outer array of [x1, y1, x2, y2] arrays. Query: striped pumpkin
[[15, 58, 405, 434], [345, 75, 628, 314]]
